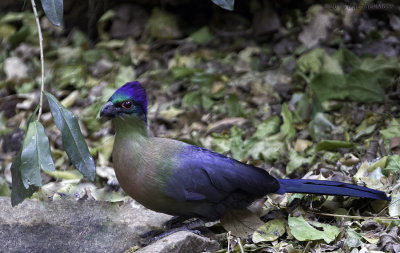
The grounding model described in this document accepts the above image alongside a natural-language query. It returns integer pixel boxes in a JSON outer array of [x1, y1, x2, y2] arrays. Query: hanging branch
[[30, 0, 45, 120]]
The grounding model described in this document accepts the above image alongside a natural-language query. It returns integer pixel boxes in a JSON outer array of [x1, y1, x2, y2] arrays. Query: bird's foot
[[163, 216, 190, 229], [139, 219, 205, 245], [139, 229, 164, 240]]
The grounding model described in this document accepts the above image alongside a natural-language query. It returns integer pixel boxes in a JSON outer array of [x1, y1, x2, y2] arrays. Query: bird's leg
[[139, 216, 189, 239], [139, 218, 205, 245], [163, 216, 191, 229], [154, 219, 204, 239]]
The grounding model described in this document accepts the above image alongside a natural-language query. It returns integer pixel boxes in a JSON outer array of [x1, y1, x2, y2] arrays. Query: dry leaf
[[220, 209, 264, 238]]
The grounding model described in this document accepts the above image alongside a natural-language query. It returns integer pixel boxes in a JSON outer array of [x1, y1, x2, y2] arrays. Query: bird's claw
[[139, 227, 203, 246]]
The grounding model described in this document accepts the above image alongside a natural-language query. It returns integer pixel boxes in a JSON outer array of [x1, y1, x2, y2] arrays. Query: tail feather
[[276, 179, 390, 201]]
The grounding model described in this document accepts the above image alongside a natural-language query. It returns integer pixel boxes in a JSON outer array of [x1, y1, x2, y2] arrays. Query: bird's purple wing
[[165, 145, 280, 204]]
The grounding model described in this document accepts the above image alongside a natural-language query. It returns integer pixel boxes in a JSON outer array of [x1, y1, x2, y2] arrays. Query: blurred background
[[0, 0, 399, 251]]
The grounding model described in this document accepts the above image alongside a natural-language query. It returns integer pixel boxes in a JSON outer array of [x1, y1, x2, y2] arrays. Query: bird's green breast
[[112, 116, 188, 214]]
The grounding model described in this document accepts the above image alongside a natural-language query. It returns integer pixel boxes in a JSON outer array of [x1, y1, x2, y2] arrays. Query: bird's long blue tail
[[276, 179, 390, 201]]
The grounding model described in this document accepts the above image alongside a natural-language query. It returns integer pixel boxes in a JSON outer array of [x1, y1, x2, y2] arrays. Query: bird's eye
[[121, 100, 133, 109]]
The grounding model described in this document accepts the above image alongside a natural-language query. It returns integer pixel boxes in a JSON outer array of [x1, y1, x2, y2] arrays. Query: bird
[[100, 81, 390, 222]]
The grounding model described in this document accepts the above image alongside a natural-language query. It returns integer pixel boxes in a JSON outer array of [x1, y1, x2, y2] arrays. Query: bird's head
[[100, 81, 148, 122]]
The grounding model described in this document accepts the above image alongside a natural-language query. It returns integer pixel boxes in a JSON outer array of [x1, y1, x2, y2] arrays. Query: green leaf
[[211, 0, 235, 11], [40, 0, 63, 26], [11, 149, 38, 206], [44, 91, 96, 181], [252, 219, 286, 243], [321, 52, 343, 75], [247, 136, 285, 162], [27, 105, 39, 125], [0, 112, 12, 135], [230, 135, 244, 161], [97, 10, 116, 41], [383, 155, 400, 175], [201, 94, 214, 110], [45, 170, 83, 180], [182, 91, 201, 108], [96, 40, 125, 49], [21, 121, 55, 188], [353, 124, 376, 140], [115, 66, 136, 86], [190, 72, 216, 87], [0, 24, 16, 43], [55, 64, 86, 89], [172, 66, 195, 79], [332, 48, 361, 71], [380, 118, 400, 140], [315, 140, 354, 151], [9, 25, 30, 48], [280, 104, 295, 141], [189, 26, 213, 45], [297, 48, 325, 75], [0, 177, 11, 196], [0, 12, 26, 24], [146, 8, 181, 40], [71, 30, 89, 48], [389, 189, 400, 217], [253, 116, 281, 139], [346, 70, 384, 102], [286, 148, 315, 175], [91, 187, 126, 202], [303, 50, 394, 104], [360, 54, 399, 73], [308, 113, 336, 142], [225, 94, 243, 117], [211, 127, 245, 160], [309, 72, 347, 102], [10, 107, 41, 206], [288, 215, 340, 243], [230, 126, 245, 160], [211, 134, 231, 154], [344, 228, 363, 248]]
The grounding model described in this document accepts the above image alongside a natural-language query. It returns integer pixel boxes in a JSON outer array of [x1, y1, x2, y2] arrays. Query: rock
[[137, 231, 219, 253], [252, 0, 280, 35], [298, 6, 333, 49], [90, 59, 113, 77], [3, 57, 28, 82], [0, 197, 219, 252], [110, 4, 148, 39], [146, 8, 182, 39], [15, 43, 39, 61]]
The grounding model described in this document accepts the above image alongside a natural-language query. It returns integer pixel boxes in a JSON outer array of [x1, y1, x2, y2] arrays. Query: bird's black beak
[[100, 101, 118, 118]]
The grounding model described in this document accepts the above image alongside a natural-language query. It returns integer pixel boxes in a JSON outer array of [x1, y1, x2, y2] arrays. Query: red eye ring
[[121, 100, 134, 109]]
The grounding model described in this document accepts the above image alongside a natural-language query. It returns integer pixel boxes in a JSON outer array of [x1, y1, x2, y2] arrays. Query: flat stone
[[0, 197, 167, 252], [0, 197, 217, 252], [137, 231, 219, 253]]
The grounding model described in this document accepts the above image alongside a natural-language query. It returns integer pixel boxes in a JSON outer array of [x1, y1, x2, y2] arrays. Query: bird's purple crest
[[111, 81, 148, 114], [100, 81, 148, 121]]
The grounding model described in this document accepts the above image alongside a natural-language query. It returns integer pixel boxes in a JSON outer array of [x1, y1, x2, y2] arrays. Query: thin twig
[[30, 0, 45, 120], [236, 238, 244, 253], [303, 241, 311, 253], [227, 231, 232, 253], [312, 212, 399, 221]]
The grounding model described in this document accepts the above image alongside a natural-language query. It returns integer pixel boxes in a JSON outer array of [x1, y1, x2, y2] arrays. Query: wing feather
[[165, 145, 280, 203]]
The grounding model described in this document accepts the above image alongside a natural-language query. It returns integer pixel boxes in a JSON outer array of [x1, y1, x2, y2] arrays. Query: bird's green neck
[[113, 115, 149, 142]]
